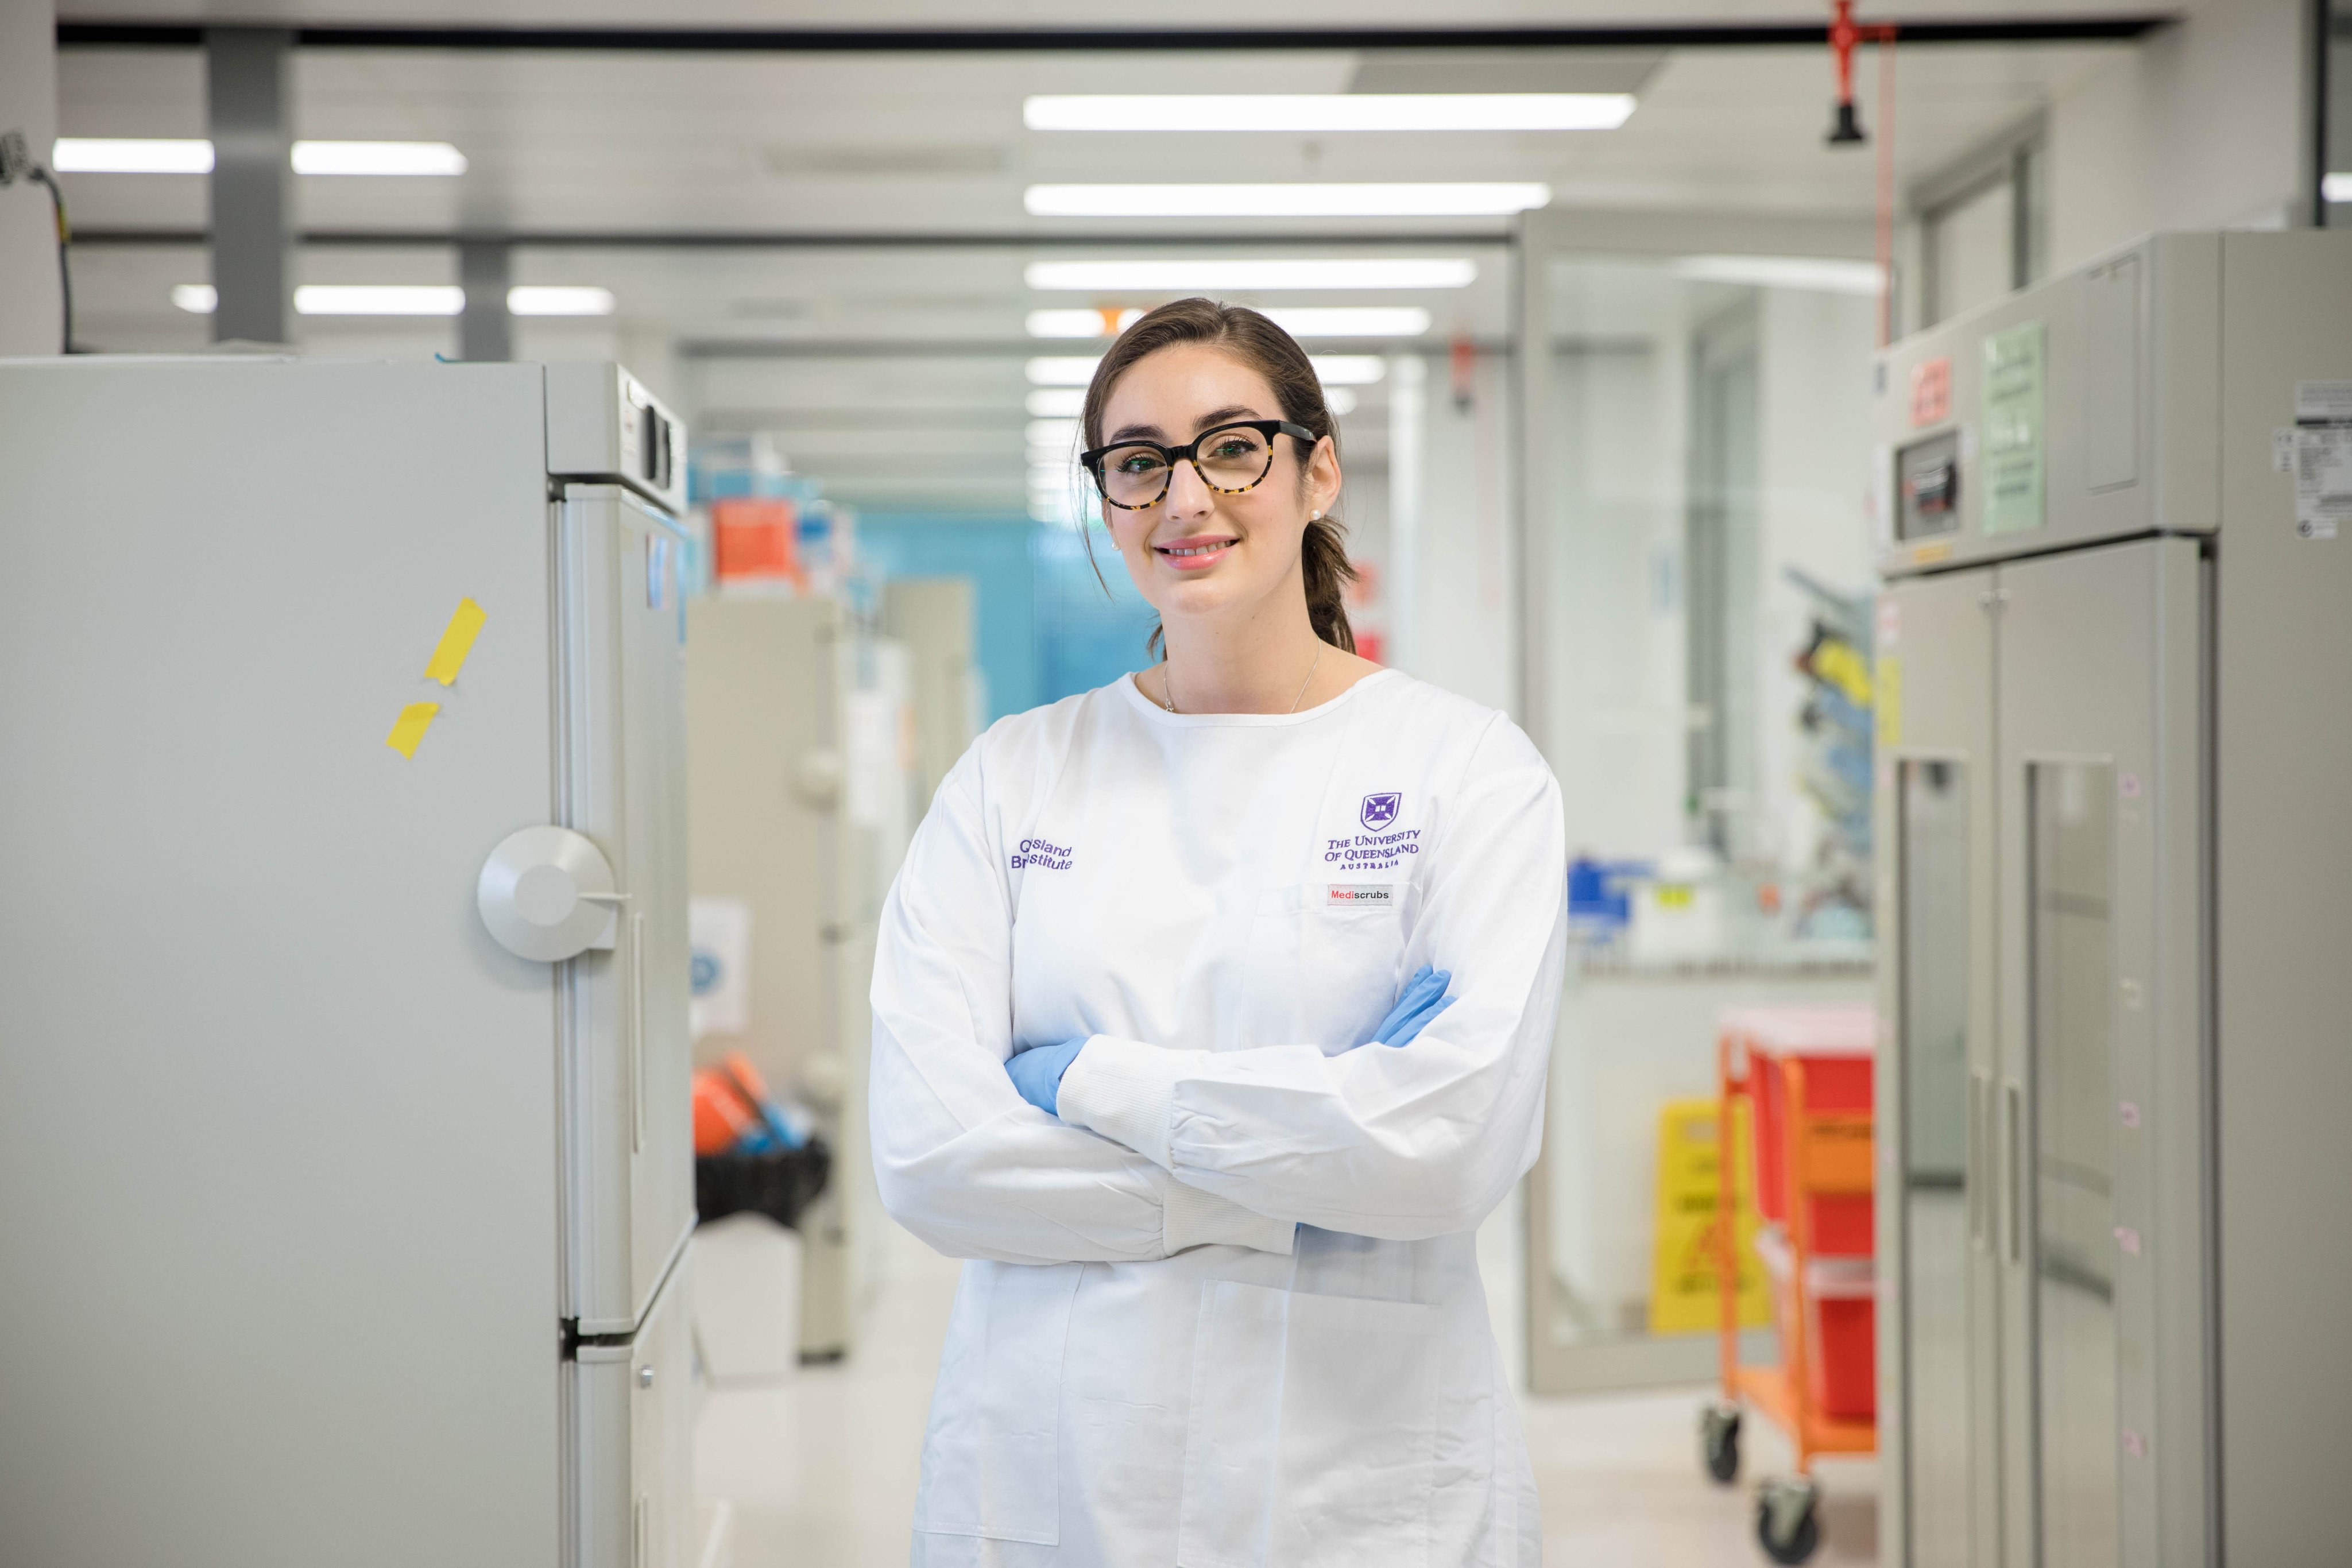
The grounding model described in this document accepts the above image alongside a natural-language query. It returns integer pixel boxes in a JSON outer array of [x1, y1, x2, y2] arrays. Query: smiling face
[[1092, 341, 1341, 636]]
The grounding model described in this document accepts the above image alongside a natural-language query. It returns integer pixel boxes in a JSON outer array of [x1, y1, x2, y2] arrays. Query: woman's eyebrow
[[1104, 405, 1264, 444]]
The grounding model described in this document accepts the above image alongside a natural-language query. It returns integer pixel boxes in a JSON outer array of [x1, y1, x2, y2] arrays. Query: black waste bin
[[695, 1135, 832, 1232]]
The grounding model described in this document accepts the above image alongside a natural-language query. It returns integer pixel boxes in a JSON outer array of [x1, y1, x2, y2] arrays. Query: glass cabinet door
[[1900, 759, 1975, 1568], [2028, 761, 2118, 1568]]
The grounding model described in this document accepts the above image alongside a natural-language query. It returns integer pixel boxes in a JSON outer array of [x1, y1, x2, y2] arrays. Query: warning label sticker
[[2292, 381, 2352, 541]]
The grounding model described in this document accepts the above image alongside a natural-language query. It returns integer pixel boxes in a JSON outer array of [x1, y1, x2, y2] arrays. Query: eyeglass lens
[[1097, 424, 1275, 507]]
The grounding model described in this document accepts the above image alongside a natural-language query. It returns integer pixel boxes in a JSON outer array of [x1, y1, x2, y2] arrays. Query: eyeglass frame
[[1078, 418, 1320, 511]]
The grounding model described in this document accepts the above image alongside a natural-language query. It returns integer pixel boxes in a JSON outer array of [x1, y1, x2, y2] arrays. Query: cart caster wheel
[[1700, 1402, 1742, 1484], [1755, 1477, 1821, 1565]]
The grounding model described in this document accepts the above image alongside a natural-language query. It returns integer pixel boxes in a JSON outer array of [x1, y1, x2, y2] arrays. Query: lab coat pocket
[[1295, 884, 1410, 1051], [1177, 1280, 1441, 1568], [916, 1261, 1081, 1545]]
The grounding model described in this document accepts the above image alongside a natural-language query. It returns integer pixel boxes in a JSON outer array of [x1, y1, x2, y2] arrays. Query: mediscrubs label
[[1324, 884, 1398, 908]]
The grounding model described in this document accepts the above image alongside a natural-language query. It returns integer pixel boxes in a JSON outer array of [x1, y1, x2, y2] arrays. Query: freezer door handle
[[1968, 1070, 1991, 1250], [2003, 1079, 2025, 1265], [477, 825, 628, 962], [629, 911, 647, 1155]]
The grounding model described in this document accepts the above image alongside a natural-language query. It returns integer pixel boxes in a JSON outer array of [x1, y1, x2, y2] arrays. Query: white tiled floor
[[695, 1224, 1879, 1566]]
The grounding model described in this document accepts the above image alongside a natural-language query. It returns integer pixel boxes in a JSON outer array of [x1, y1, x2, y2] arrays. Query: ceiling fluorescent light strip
[[1028, 354, 1386, 386], [1024, 183, 1549, 219], [1026, 258, 1476, 292], [295, 285, 465, 316], [1030, 305, 1427, 339], [509, 285, 616, 316], [291, 141, 467, 176], [1026, 388, 1086, 417], [53, 138, 213, 174], [1670, 254, 1885, 295], [1026, 357, 1101, 386], [179, 282, 607, 316], [1306, 356, 1387, 386], [1026, 308, 1143, 339], [55, 138, 464, 176], [1025, 94, 1633, 134], [1260, 307, 1430, 338]]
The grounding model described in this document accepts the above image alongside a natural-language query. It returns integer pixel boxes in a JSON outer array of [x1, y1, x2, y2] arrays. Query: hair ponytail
[[1301, 514, 1357, 654], [1078, 297, 1356, 657]]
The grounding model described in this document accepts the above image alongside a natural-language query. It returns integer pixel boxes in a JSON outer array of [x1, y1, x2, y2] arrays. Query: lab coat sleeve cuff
[[1160, 1176, 1297, 1256], [1058, 1034, 1187, 1169]]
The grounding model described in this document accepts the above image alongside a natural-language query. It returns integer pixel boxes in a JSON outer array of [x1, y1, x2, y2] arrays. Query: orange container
[[1714, 1007, 1879, 1498], [711, 497, 803, 584], [1756, 1225, 1878, 1420], [692, 1070, 760, 1155], [1732, 1006, 1877, 1256]]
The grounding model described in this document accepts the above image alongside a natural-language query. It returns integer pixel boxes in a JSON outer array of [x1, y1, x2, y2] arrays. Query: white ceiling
[[57, 40, 2119, 233], [49, 6, 2147, 512]]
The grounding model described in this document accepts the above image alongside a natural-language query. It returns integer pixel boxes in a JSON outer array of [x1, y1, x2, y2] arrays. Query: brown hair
[[1078, 297, 1357, 656]]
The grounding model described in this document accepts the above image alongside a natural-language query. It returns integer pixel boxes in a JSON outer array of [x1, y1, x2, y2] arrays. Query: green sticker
[[1982, 322, 2045, 535]]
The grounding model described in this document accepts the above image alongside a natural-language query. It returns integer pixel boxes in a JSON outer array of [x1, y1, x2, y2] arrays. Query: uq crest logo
[[1360, 792, 1403, 831]]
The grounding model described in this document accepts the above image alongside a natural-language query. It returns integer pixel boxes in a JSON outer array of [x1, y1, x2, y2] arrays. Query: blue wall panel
[[860, 516, 1160, 723]]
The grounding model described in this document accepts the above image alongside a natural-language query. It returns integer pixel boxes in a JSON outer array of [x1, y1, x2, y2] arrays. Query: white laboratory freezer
[[1871, 232, 2352, 1568], [0, 358, 699, 1568]]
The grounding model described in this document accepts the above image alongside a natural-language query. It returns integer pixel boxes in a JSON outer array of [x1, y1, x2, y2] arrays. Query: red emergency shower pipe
[[1823, 2, 1902, 346], [1827, 0, 1869, 143]]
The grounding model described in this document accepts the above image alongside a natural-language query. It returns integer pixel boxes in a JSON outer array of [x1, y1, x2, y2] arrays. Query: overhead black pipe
[[69, 227, 1525, 250], [60, 16, 2170, 52]]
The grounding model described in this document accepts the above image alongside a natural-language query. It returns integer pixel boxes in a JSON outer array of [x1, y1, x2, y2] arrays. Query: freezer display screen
[[1897, 432, 1963, 540]]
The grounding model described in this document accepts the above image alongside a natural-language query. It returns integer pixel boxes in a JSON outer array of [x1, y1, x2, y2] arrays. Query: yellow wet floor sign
[[1649, 1096, 1770, 1336]]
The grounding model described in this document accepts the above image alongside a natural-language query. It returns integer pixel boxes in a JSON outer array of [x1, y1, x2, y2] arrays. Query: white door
[[559, 483, 697, 1335], [1878, 565, 2001, 1568], [1993, 537, 2207, 1568], [568, 1257, 698, 1568]]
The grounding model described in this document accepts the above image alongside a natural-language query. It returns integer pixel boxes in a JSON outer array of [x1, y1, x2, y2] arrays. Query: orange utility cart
[[1702, 1004, 1877, 1566]]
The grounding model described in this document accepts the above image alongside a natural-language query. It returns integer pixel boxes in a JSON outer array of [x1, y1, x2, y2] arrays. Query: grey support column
[[459, 241, 512, 362], [206, 28, 293, 345]]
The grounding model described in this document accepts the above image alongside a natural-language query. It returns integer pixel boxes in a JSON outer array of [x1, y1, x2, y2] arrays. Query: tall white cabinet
[[1874, 233, 2352, 1567], [0, 359, 698, 1568]]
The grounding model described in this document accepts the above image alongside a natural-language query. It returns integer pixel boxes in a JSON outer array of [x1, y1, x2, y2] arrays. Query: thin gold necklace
[[1160, 644, 1323, 715]]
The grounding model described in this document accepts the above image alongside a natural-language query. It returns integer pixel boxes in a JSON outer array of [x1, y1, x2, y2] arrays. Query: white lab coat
[[871, 668, 1568, 1567]]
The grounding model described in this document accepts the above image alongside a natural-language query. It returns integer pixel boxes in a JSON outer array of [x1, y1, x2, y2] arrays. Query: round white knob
[[477, 826, 619, 962]]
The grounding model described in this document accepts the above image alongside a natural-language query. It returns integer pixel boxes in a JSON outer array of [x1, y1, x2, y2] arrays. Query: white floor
[[695, 1223, 1879, 1566]]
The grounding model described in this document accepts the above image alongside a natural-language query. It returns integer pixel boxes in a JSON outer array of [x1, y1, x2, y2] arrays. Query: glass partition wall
[[1515, 218, 1882, 1393]]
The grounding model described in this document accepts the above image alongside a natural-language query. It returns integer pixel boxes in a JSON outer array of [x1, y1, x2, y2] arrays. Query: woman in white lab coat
[[870, 297, 1568, 1566]]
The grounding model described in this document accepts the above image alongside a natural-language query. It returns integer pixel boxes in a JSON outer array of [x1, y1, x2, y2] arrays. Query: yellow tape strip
[[423, 597, 487, 687], [1877, 655, 1904, 750], [386, 702, 440, 759]]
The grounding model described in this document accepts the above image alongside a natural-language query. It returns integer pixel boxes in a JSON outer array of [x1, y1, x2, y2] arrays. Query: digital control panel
[[1896, 431, 1961, 540]]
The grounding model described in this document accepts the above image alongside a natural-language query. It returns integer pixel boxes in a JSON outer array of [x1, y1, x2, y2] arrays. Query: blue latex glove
[[1368, 963, 1457, 1048], [1005, 1036, 1090, 1116]]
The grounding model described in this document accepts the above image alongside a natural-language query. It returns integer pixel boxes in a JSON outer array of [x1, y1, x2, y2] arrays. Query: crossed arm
[[868, 723, 1567, 1264]]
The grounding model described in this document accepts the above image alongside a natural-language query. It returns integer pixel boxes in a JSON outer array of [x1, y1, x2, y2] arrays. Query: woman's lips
[[1154, 535, 1237, 571]]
